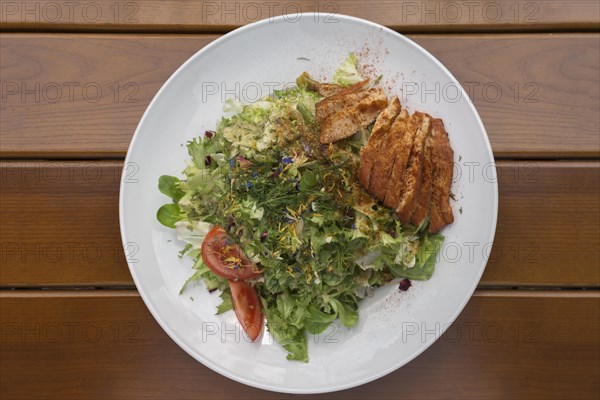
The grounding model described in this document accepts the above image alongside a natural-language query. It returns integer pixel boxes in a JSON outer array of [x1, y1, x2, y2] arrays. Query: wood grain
[[1, 161, 598, 287], [1, 290, 598, 400], [486, 161, 600, 287], [0, 161, 132, 286], [0, 34, 217, 158], [1, 1, 599, 32], [1, 33, 599, 158]]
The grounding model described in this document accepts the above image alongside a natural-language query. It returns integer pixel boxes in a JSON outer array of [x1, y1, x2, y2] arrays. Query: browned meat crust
[[319, 89, 388, 144], [309, 82, 345, 97], [410, 129, 434, 227], [315, 81, 371, 123], [358, 97, 402, 189], [312, 79, 369, 97], [428, 118, 455, 233], [366, 108, 410, 201], [382, 112, 423, 209], [394, 112, 432, 223]]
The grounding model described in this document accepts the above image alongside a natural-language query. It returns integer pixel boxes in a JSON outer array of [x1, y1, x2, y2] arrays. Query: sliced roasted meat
[[381, 112, 423, 209], [319, 89, 388, 144], [315, 83, 372, 124], [428, 119, 455, 233], [298, 72, 368, 97], [358, 97, 402, 189], [410, 132, 434, 227], [311, 83, 345, 97], [394, 113, 432, 223], [297, 72, 344, 97], [344, 89, 454, 232], [366, 108, 410, 201]]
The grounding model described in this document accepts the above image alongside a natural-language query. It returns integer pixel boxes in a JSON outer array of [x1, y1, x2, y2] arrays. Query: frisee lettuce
[[333, 53, 364, 86]]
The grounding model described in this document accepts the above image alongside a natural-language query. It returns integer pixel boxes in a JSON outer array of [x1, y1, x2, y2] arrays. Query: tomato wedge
[[201, 226, 261, 280], [229, 280, 264, 341]]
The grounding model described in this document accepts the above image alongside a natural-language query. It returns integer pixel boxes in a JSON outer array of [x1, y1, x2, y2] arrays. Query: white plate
[[120, 13, 498, 394]]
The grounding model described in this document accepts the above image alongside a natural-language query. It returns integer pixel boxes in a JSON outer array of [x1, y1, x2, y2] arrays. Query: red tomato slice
[[201, 226, 261, 280], [229, 280, 264, 342]]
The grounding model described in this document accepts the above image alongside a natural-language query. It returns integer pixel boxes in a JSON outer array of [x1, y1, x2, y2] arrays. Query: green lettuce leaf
[[158, 175, 185, 201], [262, 298, 309, 362], [216, 290, 233, 315], [333, 53, 365, 86], [304, 305, 337, 335], [157, 203, 186, 228], [389, 233, 445, 280], [179, 261, 229, 295], [329, 298, 359, 327]]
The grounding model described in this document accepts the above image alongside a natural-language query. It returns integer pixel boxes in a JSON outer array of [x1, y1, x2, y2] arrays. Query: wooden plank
[[0, 161, 133, 286], [1, 1, 599, 32], [0, 34, 217, 158], [415, 34, 600, 159], [0, 290, 598, 399], [486, 161, 600, 287], [0, 33, 599, 158], [1, 161, 598, 287]]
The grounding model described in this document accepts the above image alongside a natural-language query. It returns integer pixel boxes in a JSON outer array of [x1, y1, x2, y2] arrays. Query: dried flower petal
[[399, 278, 412, 291], [260, 231, 268, 242]]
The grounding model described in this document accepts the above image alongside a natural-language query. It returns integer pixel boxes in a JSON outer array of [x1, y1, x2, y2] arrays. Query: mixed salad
[[157, 55, 445, 362]]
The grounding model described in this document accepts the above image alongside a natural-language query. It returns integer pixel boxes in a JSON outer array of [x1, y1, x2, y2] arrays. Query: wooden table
[[1, 2, 599, 399]]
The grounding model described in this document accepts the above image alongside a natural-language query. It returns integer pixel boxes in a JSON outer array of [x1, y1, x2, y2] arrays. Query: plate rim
[[119, 12, 499, 394]]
